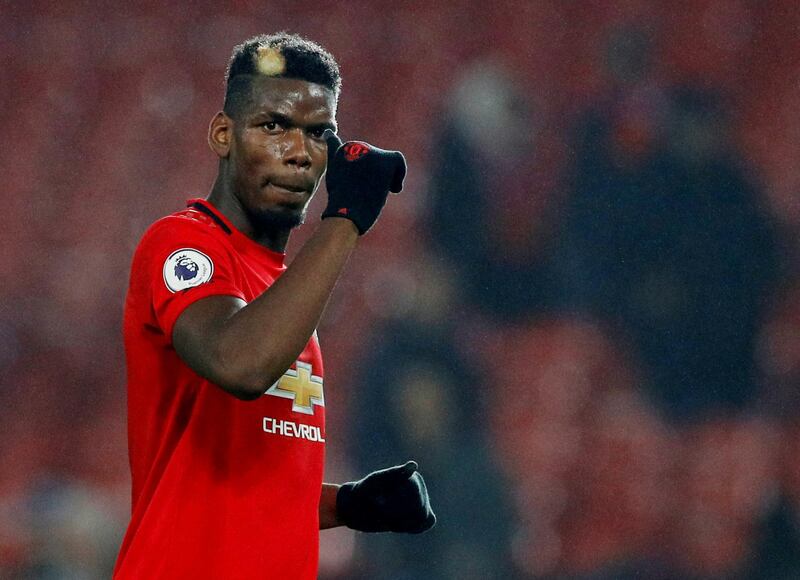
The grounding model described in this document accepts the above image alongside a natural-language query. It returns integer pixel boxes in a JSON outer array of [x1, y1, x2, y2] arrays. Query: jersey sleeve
[[138, 216, 246, 339]]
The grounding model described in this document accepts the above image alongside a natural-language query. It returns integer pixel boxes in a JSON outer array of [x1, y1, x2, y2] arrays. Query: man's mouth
[[266, 181, 309, 194]]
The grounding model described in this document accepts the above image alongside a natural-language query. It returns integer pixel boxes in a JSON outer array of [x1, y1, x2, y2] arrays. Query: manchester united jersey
[[114, 199, 326, 579]]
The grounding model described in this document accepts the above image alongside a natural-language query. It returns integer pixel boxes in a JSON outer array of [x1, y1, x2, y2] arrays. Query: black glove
[[336, 461, 436, 534], [322, 130, 407, 235]]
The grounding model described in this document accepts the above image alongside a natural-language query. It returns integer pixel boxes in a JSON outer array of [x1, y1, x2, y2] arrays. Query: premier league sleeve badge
[[163, 248, 214, 293]]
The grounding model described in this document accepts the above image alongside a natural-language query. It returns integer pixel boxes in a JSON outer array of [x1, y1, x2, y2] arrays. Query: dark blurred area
[[3, 1, 800, 578]]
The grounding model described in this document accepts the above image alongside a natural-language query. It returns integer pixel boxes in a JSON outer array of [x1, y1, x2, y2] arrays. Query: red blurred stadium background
[[2, 1, 800, 578]]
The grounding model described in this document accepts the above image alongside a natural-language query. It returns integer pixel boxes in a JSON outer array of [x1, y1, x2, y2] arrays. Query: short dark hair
[[223, 32, 341, 118]]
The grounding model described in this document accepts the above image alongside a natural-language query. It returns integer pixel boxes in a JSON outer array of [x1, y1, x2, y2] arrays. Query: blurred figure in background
[[554, 24, 781, 422], [0, 479, 124, 579], [427, 60, 558, 322], [347, 256, 514, 579]]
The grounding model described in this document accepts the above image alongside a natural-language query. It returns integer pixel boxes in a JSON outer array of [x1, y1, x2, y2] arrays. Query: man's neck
[[208, 177, 291, 253]]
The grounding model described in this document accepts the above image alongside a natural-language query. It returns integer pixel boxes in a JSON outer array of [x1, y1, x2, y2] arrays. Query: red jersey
[[114, 199, 326, 579]]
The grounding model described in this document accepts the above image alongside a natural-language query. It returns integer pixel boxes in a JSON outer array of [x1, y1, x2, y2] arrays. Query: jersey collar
[[186, 198, 286, 267]]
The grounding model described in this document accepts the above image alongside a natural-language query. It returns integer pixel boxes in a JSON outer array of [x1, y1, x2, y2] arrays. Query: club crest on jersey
[[265, 361, 324, 415], [163, 248, 214, 293]]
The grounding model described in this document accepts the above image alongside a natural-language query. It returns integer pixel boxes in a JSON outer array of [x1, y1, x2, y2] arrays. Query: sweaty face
[[228, 77, 337, 230]]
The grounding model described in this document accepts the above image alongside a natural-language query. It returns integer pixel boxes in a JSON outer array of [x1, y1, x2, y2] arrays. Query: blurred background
[[2, 0, 800, 578]]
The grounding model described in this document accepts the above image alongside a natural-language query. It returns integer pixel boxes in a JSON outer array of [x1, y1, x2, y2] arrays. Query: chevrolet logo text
[[263, 416, 325, 443]]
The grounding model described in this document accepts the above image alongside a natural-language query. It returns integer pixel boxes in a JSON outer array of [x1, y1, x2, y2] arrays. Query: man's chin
[[246, 206, 307, 231]]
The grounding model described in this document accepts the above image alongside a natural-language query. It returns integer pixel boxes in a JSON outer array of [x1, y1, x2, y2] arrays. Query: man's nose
[[283, 129, 312, 168]]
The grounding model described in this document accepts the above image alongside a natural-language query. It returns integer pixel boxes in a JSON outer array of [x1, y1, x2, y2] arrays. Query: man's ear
[[208, 111, 232, 158]]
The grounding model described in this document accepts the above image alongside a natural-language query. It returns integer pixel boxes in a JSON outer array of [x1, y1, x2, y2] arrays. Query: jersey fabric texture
[[114, 199, 326, 579]]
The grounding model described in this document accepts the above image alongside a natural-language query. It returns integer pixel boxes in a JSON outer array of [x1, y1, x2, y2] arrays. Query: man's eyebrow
[[254, 111, 335, 132], [256, 111, 292, 125]]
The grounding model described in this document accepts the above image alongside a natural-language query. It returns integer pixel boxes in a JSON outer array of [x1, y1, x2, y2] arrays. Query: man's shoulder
[[138, 206, 228, 251], [148, 205, 225, 236]]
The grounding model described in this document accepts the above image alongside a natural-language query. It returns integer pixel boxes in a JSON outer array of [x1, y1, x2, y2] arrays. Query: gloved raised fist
[[322, 130, 407, 235], [336, 461, 436, 534]]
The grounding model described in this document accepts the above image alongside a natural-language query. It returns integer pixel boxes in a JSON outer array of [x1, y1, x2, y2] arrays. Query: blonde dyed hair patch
[[255, 46, 287, 76]]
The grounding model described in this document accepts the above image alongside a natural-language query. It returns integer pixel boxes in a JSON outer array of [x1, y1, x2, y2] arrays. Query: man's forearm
[[177, 218, 358, 397], [319, 483, 342, 529]]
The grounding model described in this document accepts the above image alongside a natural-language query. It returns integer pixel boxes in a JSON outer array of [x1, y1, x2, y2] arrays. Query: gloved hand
[[322, 130, 407, 235], [336, 461, 436, 533]]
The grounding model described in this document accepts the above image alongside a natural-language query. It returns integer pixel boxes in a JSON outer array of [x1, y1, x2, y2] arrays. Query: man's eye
[[262, 121, 281, 131], [308, 128, 326, 139]]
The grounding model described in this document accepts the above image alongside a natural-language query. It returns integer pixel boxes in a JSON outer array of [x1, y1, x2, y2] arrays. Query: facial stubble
[[243, 202, 308, 231]]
